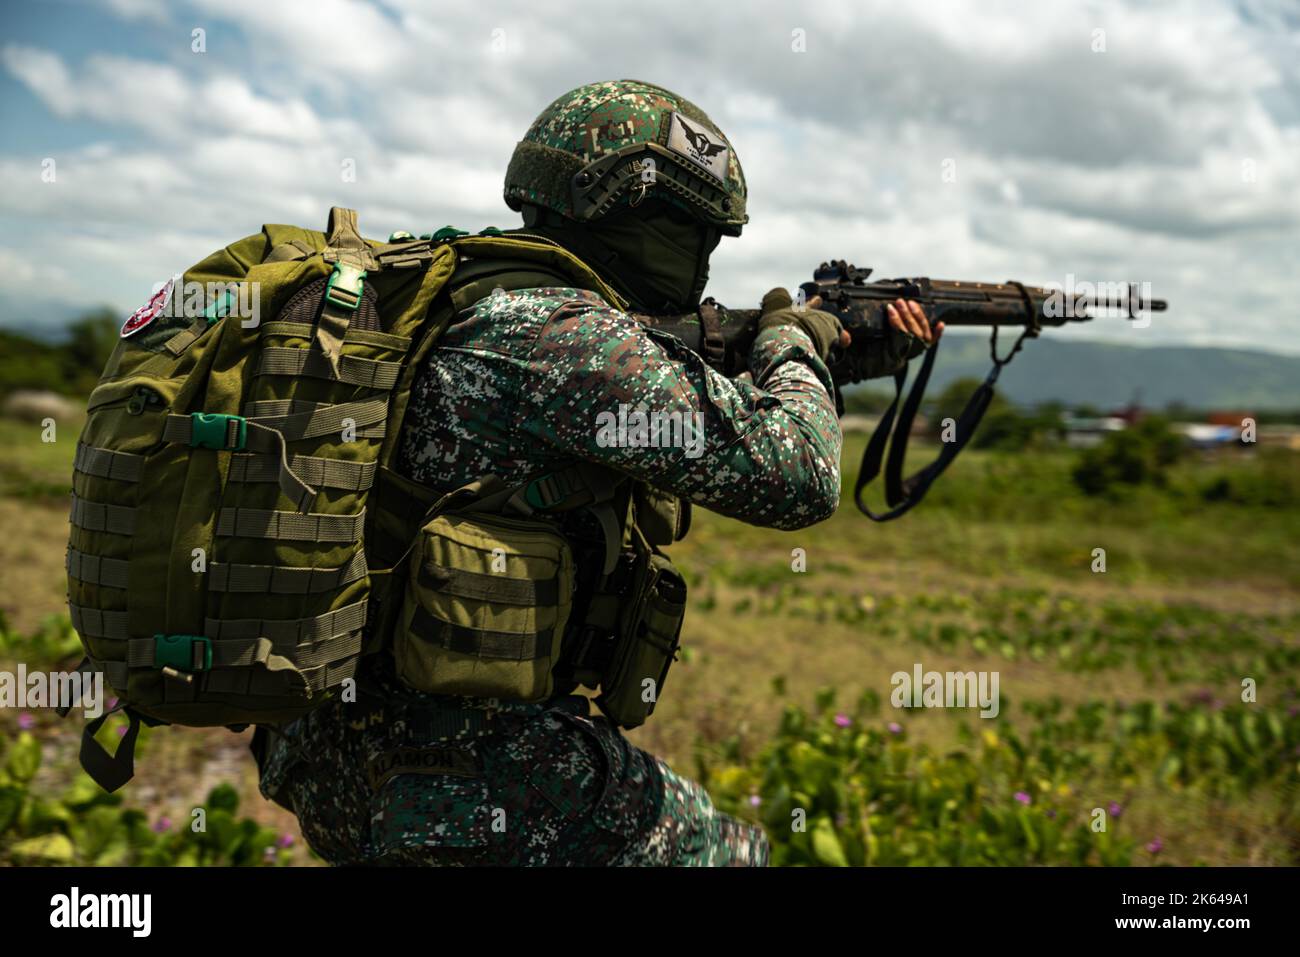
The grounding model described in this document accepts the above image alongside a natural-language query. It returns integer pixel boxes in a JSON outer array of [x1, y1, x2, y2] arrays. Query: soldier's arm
[[519, 292, 842, 530]]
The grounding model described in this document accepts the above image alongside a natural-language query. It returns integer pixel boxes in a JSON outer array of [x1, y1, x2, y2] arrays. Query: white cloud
[[98, 0, 170, 23], [0, 0, 1297, 359]]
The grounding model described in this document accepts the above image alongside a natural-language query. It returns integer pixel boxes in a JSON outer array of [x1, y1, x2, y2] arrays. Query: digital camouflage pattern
[[258, 664, 768, 866], [504, 79, 747, 233], [399, 286, 842, 526], [257, 282, 842, 865]]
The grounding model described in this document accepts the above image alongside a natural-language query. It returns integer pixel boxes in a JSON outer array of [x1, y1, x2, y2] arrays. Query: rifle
[[643, 260, 1167, 521]]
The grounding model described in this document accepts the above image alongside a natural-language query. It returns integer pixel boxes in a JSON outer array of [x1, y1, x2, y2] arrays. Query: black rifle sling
[[854, 285, 1040, 521], [853, 338, 1001, 522]]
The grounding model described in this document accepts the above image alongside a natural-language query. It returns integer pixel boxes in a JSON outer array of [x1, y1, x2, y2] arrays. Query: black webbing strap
[[79, 706, 143, 793], [854, 322, 1034, 521], [854, 286, 1043, 521]]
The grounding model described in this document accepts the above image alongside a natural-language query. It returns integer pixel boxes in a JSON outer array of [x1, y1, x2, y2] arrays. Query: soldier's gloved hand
[[756, 287, 848, 361], [864, 298, 946, 378]]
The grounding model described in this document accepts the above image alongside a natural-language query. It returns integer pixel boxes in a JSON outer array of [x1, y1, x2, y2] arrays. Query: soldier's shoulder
[[456, 285, 639, 352], [468, 285, 621, 322]]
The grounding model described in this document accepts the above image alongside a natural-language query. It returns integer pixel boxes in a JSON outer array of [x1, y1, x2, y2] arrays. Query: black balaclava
[[522, 199, 722, 315]]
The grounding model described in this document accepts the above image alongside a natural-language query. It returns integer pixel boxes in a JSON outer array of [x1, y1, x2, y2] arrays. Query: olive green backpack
[[63, 207, 631, 791]]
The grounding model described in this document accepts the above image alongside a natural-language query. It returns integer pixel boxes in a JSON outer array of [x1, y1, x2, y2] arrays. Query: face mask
[[530, 201, 721, 314]]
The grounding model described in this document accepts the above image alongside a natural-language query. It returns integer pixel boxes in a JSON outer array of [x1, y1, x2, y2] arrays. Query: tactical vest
[[63, 208, 688, 792]]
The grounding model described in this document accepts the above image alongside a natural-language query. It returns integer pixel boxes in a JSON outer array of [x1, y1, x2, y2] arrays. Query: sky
[[1, 0, 1297, 354]]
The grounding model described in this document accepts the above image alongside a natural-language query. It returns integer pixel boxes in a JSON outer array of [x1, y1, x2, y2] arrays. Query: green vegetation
[[1072, 416, 1185, 496], [930, 376, 1067, 451], [0, 727, 293, 866], [0, 395, 1296, 866], [699, 687, 1300, 866], [0, 310, 119, 401]]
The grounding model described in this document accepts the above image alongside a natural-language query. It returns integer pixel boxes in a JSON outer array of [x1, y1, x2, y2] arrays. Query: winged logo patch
[[666, 112, 730, 182]]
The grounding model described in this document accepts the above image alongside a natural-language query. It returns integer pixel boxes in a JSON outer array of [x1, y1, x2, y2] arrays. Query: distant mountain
[[873, 333, 1300, 411]]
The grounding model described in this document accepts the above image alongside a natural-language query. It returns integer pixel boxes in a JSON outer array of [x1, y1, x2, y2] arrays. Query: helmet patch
[[666, 113, 729, 182]]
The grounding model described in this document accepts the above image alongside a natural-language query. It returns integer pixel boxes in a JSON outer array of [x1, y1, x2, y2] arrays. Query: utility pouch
[[395, 510, 574, 701], [595, 548, 686, 729]]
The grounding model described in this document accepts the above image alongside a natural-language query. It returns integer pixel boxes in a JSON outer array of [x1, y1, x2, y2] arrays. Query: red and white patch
[[120, 277, 176, 338]]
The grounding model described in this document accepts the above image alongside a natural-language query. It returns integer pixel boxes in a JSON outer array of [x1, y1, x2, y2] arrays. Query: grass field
[[1, 413, 1297, 865]]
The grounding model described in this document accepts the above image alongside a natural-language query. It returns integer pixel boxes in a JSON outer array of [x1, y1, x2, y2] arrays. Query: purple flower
[[1108, 801, 1122, 818], [834, 713, 851, 728], [887, 722, 902, 735], [1014, 791, 1031, 805], [278, 833, 295, 849], [748, 794, 761, 808], [17, 712, 35, 731], [152, 816, 172, 833], [1146, 838, 1163, 854]]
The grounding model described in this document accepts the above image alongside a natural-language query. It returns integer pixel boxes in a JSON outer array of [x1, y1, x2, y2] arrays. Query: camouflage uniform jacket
[[255, 282, 843, 866]]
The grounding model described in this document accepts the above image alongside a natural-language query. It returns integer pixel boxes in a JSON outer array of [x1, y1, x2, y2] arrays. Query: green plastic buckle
[[325, 262, 367, 311], [190, 412, 246, 451], [203, 289, 237, 325], [388, 230, 416, 243], [154, 634, 212, 672], [478, 226, 503, 236], [430, 226, 469, 242]]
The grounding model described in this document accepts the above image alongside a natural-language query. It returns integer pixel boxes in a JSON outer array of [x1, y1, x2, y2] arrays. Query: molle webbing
[[215, 506, 366, 542], [227, 453, 376, 491], [419, 564, 558, 605], [119, 632, 363, 672], [255, 346, 402, 389], [208, 550, 367, 594], [239, 398, 388, 440], [69, 494, 136, 536], [205, 599, 368, 644], [66, 548, 129, 589], [74, 443, 143, 482], [63, 205, 665, 793], [409, 606, 554, 662], [69, 604, 128, 640]]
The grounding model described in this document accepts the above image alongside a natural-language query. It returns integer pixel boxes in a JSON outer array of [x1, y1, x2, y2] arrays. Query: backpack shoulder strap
[[312, 207, 382, 376]]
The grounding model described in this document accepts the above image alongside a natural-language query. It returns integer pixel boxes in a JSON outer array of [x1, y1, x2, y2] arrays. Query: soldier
[[253, 78, 938, 865]]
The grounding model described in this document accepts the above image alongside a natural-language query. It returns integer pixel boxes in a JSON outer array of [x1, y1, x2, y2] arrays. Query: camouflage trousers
[[255, 693, 768, 866]]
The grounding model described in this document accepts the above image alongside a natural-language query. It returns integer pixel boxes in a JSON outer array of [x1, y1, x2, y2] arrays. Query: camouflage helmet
[[504, 79, 747, 235]]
